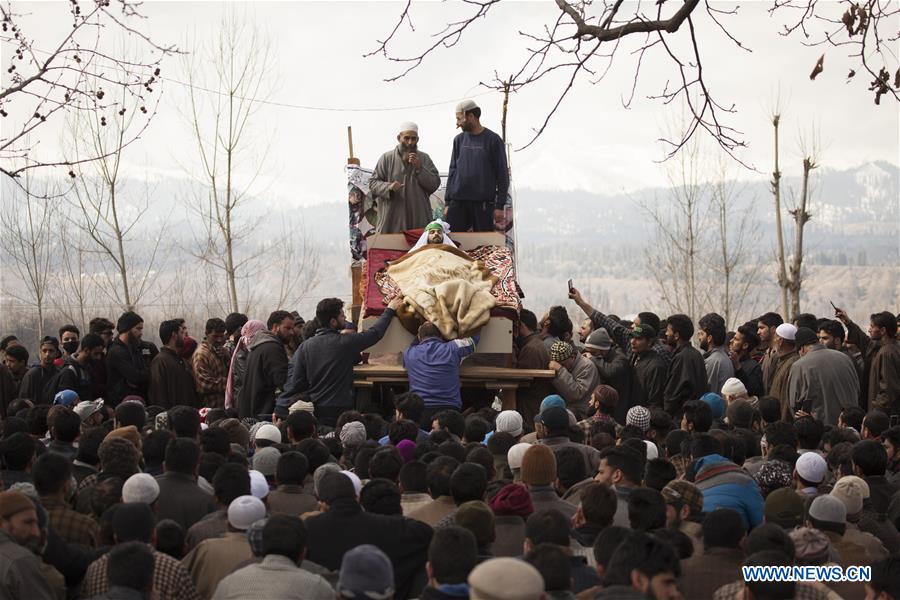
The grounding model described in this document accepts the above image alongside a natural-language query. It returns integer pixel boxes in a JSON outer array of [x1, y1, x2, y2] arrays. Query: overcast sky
[[11, 1, 900, 205]]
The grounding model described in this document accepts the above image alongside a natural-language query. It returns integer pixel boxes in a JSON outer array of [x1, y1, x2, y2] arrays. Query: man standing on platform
[[369, 122, 441, 234], [445, 99, 509, 233]]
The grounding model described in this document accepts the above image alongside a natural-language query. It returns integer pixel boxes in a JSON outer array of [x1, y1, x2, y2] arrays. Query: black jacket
[[277, 309, 395, 414], [148, 347, 197, 408], [54, 356, 95, 402], [589, 347, 633, 423], [305, 497, 432, 599], [663, 343, 708, 415], [735, 355, 765, 398], [237, 331, 289, 418], [105, 338, 150, 405], [18, 364, 58, 403], [631, 350, 668, 408]]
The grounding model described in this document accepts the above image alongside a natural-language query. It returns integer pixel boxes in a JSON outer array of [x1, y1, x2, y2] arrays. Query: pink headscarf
[[224, 319, 266, 409]]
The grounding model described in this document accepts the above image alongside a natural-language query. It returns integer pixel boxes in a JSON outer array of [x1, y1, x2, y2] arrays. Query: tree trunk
[[772, 114, 790, 319], [788, 157, 814, 318]]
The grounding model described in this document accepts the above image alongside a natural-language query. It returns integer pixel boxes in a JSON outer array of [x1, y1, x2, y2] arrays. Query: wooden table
[[353, 364, 556, 410]]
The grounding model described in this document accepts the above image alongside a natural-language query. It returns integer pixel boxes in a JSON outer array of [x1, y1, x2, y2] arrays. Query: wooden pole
[[500, 78, 511, 143], [347, 125, 360, 166]]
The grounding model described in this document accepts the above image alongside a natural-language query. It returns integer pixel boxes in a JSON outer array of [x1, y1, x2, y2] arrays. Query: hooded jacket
[[694, 453, 764, 529], [237, 330, 288, 418]]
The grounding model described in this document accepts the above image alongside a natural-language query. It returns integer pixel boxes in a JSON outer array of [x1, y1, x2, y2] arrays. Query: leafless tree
[[0, 0, 176, 181], [272, 219, 321, 310], [66, 78, 165, 311], [368, 0, 898, 159], [0, 166, 57, 344], [772, 0, 899, 105], [641, 121, 712, 325], [54, 223, 95, 331], [709, 159, 761, 329], [785, 129, 820, 317], [770, 107, 791, 319], [180, 13, 275, 314]]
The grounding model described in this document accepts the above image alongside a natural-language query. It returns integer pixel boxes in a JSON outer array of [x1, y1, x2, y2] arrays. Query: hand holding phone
[[567, 279, 574, 292]]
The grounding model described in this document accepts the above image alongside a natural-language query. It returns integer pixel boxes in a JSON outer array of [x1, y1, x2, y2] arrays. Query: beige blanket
[[386, 244, 497, 339]]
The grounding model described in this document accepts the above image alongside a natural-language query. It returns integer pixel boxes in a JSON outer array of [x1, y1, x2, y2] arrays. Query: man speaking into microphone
[[369, 122, 442, 234]]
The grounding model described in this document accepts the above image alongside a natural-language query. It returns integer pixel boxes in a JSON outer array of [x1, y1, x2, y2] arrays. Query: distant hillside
[[1, 161, 897, 341]]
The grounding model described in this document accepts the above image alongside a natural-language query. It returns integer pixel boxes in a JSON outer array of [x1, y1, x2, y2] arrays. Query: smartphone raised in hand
[[567, 279, 574, 292]]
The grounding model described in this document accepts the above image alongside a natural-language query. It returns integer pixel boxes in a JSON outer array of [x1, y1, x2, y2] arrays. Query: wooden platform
[[353, 363, 555, 410]]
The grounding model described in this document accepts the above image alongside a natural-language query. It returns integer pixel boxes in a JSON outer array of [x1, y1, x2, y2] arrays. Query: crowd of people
[[0, 288, 899, 600]]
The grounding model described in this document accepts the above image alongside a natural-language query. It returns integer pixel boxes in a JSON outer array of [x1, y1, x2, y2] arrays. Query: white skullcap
[[399, 121, 418, 133], [776, 323, 797, 341], [228, 495, 267, 530], [122, 473, 159, 504], [721, 377, 748, 399], [248, 470, 270, 499], [254, 424, 282, 444], [644, 440, 659, 460], [341, 470, 362, 496], [796, 452, 828, 484], [507, 442, 533, 470], [455, 99, 479, 113]]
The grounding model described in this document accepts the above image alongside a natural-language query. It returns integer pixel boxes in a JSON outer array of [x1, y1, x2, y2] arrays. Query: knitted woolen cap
[[520, 444, 556, 486], [549, 341, 575, 362], [455, 500, 495, 547], [469, 557, 544, 600], [251, 447, 281, 478], [0, 491, 35, 519], [830, 476, 868, 515], [764, 486, 805, 528], [116, 311, 143, 333], [495, 411, 523, 437], [790, 527, 830, 563], [721, 378, 747, 399], [626, 406, 651, 432], [122, 473, 160, 504], [808, 494, 847, 525]]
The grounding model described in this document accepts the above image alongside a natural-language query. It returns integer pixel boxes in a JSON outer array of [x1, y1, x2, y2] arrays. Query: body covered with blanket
[[385, 243, 497, 340]]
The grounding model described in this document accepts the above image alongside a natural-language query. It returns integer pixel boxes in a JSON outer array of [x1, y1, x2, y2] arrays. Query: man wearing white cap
[[446, 99, 510, 232], [182, 494, 265, 599], [787, 327, 860, 426], [368, 121, 441, 234], [769, 323, 801, 421]]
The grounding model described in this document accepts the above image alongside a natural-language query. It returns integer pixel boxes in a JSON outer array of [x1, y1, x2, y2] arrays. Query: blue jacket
[[694, 453, 764, 529], [402, 336, 478, 409]]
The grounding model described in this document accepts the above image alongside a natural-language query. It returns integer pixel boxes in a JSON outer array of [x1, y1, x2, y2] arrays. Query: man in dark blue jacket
[[445, 99, 509, 233], [403, 322, 478, 427], [276, 296, 402, 426]]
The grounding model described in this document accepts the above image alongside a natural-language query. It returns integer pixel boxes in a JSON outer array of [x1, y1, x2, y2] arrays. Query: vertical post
[[500, 78, 511, 143], [347, 125, 360, 166], [347, 125, 362, 323]]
